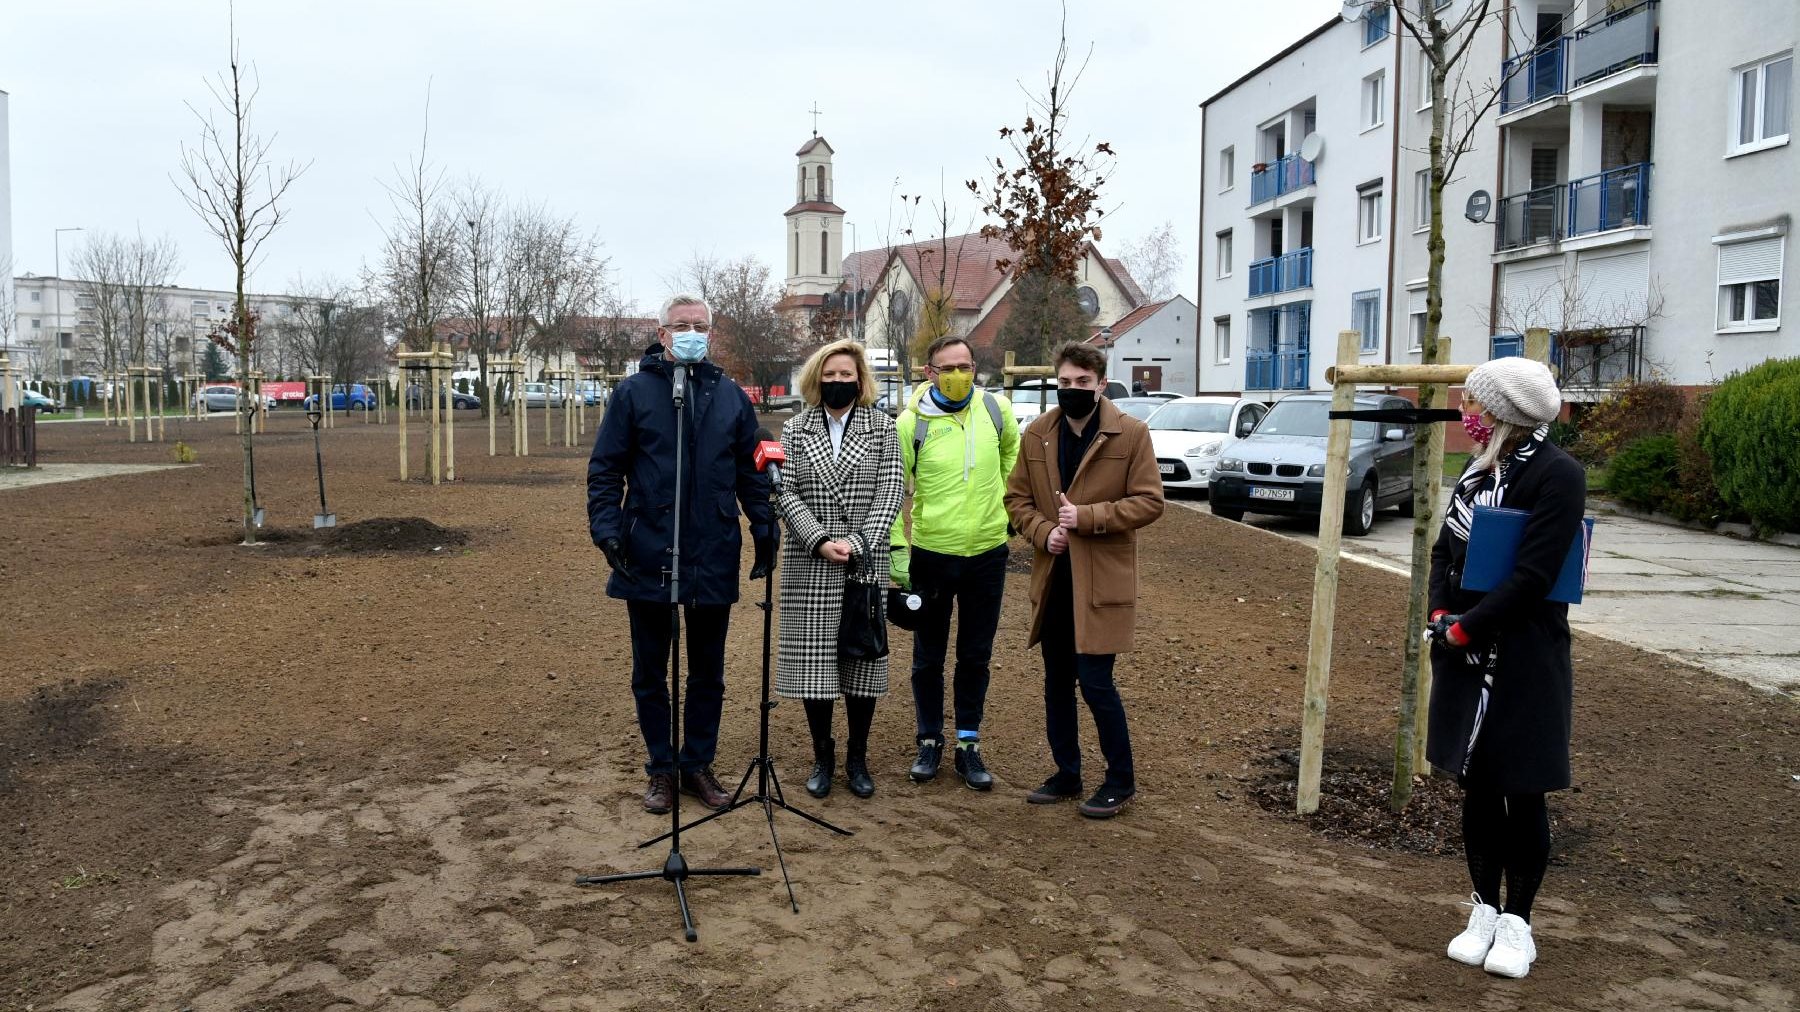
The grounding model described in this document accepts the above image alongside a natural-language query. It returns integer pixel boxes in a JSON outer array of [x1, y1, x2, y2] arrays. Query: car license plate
[[1249, 486, 1296, 502], [1158, 463, 1175, 475]]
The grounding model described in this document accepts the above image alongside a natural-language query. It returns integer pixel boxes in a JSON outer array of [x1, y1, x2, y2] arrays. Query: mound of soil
[[321, 516, 469, 553], [1247, 746, 1471, 857]]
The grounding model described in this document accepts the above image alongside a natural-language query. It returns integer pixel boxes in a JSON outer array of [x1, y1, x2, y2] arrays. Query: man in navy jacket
[[587, 294, 778, 814]]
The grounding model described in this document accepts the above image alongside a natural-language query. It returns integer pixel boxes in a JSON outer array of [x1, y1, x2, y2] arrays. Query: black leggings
[[1461, 788, 1550, 922], [801, 695, 877, 761]]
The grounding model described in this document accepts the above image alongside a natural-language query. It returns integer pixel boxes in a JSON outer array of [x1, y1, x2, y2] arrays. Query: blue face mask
[[670, 331, 709, 363]]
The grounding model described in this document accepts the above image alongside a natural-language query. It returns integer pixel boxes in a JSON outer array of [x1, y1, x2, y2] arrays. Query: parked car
[[302, 383, 379, 412], [1135, 390, 1183, 401], [574, 379, 608, 406], [1147, 396, 1267, 491], [406, 384, 482, 410], [1111, 397, 1169, 422], [10, 386, 60, 413], [1003, 378, 1129, 426], [1208, 393, 1417, 536], [194, 384, 275, 413], [515, 382, 562, 409]]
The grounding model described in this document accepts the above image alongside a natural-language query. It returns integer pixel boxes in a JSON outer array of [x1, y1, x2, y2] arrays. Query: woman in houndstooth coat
[[776, 339, 905, 800]]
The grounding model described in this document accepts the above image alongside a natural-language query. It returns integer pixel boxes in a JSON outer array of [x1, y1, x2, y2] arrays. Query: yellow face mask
[[934, 369, 975, 404]]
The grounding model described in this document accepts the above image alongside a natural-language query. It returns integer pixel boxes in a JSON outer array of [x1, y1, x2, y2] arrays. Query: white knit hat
[[1465, 356, 1561, 426]]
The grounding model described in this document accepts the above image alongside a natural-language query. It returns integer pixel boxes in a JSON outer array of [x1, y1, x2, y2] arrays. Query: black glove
[[1426, 612, 1465, 646], [599, 537, 635, 581], [750, 530, 779, 580]]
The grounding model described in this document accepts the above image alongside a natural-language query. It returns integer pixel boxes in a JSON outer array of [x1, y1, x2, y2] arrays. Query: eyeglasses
[[929, 363, 973, 374], [666, 323, 712, 334]]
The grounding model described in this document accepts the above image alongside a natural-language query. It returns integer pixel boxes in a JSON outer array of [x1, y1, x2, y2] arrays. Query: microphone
[[671, 362, 688, 407], [752, 427, 786, 491]]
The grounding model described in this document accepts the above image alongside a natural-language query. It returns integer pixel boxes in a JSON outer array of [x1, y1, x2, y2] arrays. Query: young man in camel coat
[[1004, 342, 1165, 818]]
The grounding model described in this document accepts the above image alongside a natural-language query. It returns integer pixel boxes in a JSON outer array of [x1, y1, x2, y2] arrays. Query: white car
[[1003, 378, 1130, 426], [1147, 396, 1267, 490]]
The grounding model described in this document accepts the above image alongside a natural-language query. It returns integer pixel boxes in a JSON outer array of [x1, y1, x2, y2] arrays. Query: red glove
[[1446, 622, 1470, 648]]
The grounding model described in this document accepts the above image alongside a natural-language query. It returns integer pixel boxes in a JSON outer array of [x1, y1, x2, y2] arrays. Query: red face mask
[[1462, 412, 1495, 447]]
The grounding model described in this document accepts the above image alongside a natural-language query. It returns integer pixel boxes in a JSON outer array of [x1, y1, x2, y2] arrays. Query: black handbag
[[839, 559, 890, 661]]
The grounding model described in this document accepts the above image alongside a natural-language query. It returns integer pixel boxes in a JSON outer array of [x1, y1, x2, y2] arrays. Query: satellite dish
[[888, 290, 911, 324], [1076, 286, 1100, 319], [1339, 0, 1365, 23], [1465, 189, 1493, 224], [1299, 133, 1325, 164]]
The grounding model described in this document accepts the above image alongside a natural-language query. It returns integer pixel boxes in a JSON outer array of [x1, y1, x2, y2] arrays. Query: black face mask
[[1056, 387, 1097, 420], [820, 381, 860, 410]]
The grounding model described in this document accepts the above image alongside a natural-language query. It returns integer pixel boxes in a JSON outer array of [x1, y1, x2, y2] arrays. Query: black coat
[[1426, 441, 1586, 795], [586, 350, 775, 605]]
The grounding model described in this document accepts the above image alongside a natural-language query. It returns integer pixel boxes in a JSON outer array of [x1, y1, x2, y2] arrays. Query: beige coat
[[1004, 398, 1166, 655]]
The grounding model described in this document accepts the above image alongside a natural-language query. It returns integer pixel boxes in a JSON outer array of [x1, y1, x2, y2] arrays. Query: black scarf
[[1444, 423, 1551, 544]]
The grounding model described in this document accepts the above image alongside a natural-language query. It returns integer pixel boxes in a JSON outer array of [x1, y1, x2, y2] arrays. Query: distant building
[[775, 133, 1149, 376], [1090, 296, 1201, 395]]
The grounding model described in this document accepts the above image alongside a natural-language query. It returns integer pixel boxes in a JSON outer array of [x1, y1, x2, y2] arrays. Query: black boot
[[806, 737, 835, 798], [845, 749, 875, 798]]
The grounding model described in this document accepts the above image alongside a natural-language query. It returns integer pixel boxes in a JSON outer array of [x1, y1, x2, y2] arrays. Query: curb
[[1594, 503, 1800, 549]]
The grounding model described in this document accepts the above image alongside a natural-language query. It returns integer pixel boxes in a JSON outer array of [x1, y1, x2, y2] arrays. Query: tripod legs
[[577, 851, 760, 943]]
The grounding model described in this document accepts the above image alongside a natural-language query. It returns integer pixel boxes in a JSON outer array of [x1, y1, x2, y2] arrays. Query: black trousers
[[1041, 566, 1135, 792], [626, 599, 729, 776], [909, 544, 1008, 739]]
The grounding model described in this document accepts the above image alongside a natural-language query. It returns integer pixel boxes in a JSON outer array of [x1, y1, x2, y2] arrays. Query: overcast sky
[[5, 0, 1341, 310]]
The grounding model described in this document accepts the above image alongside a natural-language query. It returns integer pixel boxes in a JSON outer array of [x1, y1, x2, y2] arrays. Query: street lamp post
[[54, 226, 84, 416]]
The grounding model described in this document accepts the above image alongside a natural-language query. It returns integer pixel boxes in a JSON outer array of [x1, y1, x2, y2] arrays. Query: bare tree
[[584, 291, 652, 378], [121, 232, 182, 367], [453, 179, 503, 415], [521, 214, 607, 378], [175, 7, 307, 545], [371, 93, 459, 355], [691, 255, 799, 407], [71, 233, 132, 382], [1118, 220, 1182, 302]]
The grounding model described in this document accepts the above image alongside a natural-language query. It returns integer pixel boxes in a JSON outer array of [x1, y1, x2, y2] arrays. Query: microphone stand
[[636, 456, 852, 913], [576, 360, 760, 943]]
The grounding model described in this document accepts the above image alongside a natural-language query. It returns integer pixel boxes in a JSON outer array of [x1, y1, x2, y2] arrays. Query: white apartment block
[[1199, 0, 1797, 401], [12, 275, 318, 379]]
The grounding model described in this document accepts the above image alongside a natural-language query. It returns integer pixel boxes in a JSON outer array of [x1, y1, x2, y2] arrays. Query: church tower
[[783, 135, 844, 300]]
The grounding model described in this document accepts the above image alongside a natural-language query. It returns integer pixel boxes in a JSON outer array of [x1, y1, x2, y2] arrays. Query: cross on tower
[[808, 101, 823, 137]]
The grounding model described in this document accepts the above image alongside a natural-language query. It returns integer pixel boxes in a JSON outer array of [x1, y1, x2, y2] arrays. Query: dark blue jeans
[[626, 599, 729, 776], [1041, 572, 1135, 793], [909, 544, 1008, 739]]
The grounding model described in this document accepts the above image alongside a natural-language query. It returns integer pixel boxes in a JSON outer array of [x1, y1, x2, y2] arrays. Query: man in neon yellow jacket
[[890, 335, 1019, 790]]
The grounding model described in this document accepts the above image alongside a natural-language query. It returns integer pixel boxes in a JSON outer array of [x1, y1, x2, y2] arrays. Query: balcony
[[1495, 185, 1563, 252], [1556, 326, 1645, 393], [1493, 162, 1651, 255], [1249, 153, 1315, 206], [1568, 0, 1659, 90], [1245, 302, 1311, 391], [1245, 349, 1311, 391], [1567, 162, 1650, 238], [1248, 247, 1314, 297], [1501, 39, 1567, 113], [1498, 1, 1658, 121]]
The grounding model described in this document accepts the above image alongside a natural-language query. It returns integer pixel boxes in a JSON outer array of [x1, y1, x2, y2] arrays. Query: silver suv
[[1207, 393, 1417, 536]]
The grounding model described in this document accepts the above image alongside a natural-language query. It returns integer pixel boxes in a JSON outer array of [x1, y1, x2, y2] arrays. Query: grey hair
[[658, 293, 712, 326], [1476, 419, 1532, 473]]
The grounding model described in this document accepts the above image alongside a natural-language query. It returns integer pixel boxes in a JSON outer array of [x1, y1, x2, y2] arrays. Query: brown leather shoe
[[643, 773, 676, 815], [680, 765, 733, 810]]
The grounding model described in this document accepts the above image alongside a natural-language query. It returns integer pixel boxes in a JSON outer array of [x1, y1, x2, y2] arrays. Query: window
[[1414, 169, 1431, 231], [1407, 285, 1427, 351], [1361, 71, 1386, 130], [1363, 4, 1389, 47], [29, 290, 40, 303], [1716, 234, 1785, 330], [1734, 53, 1792, 153], [1418, 56, 1434, 112], [31, 318, 41, 330], [1214, 316, 1232, 363], [820, 231, 828, 274], [1219, 146, 1235, 191], [1358, 184, 1385, 243], [1216, 230, 1234, 278], [1352, 291, 1382, 353]]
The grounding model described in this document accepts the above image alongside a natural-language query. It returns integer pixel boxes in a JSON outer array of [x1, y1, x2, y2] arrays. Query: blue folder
[[1461, 505, 1595, 604]]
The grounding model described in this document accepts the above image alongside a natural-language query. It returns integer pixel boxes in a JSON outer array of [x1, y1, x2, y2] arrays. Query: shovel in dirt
[[307, 408, 337, 529]]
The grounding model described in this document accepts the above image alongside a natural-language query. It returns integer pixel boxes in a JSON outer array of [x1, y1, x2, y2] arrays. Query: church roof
[[840, 232, 1014, 313], [795, 136, 835, 157]]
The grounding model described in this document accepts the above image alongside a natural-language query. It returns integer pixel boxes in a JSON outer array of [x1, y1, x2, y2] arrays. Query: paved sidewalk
[[1176, 493, 1800, 695], [0, 462, 194, 491]]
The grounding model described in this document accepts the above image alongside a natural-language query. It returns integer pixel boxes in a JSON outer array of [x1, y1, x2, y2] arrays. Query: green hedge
[[1700, 357, 1800, 533], [1609, 434, 1680, 514]]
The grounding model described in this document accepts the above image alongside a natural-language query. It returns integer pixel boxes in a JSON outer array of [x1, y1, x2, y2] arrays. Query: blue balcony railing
[[1567, 162, 1651, 237], [1247, 247, 1314, 297], [1494, 184, 1563, 251], [1249, 153, 1317, 205], [1245, 349, 1311, 391], [1363, 5, 1389, 46], [1501, 38, 1567, 112], [1246, 302, 1311, 390], [1499, 1, 1657, 113], [1489, 333, 1525, 359], [1568, 0, 1659, 88]]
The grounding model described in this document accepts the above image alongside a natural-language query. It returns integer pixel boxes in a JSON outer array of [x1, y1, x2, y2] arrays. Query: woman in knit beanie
[[1425, 355, 1586, 980]]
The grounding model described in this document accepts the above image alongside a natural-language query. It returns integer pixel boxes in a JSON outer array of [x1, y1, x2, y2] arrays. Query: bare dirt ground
[[2, 413, 1795, 1012]]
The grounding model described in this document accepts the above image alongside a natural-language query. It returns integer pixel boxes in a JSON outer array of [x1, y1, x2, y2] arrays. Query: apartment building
[[1199, 0, 1797, 401]]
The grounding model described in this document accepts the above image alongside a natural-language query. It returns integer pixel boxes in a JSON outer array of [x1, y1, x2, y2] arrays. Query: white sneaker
[[1446, 893, 1500, 965], [1483, 912, 1537, 978]]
